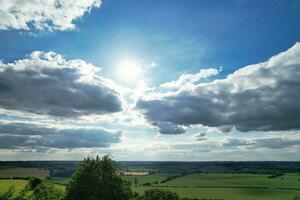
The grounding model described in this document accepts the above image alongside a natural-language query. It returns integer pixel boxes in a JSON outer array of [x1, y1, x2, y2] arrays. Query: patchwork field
[[0, 167, 49, 178], [122, 173, 169, 185], [1, 162, 300, 200], [0, 180, 27, 195], [123, 173, 300, 200], [3, 172, 299, 200], [0, 179, 65, 195]]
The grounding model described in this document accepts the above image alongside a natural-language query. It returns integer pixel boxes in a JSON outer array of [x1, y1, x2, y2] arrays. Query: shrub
[[139, 189, 179, 200]]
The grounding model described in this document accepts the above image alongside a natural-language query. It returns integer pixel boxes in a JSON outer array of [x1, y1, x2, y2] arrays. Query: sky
[[0, 0, 300, 161]]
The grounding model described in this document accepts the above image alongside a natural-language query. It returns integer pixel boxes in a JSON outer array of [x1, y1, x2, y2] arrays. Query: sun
[[116, 59, 143, 81]]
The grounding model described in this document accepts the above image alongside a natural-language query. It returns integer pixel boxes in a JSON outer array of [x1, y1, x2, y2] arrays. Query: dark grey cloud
[[222, 137, 300, 149], [0, 51, 122, 117], [153, 122, 186, 134], [137, 43, 300, 134], [0, 122, 121, 149]]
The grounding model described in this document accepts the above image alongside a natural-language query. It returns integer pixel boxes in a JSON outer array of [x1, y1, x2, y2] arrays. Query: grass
[[130, 173, 300, 200], [0, 180, 27, 196], [0, 179, 65, 196], [0, 167, 65, 196], [1, 169, 300, 200], [0, 167, 49, 178], [52, 177, 71, 184]]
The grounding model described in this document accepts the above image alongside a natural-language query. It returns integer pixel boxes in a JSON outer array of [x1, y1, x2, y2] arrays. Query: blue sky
[[2, 0, 299, 83], [0, 0, 300, 160]]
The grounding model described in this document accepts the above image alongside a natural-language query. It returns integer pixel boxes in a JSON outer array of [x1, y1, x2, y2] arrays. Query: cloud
[[137, 43, 300, 134], [253, 138, 300, 149], [222, 138, 253, 148], [0, 51, 122, 117], [153, 122, 186, 134], [194, 132, 206, 141], [171, 143, 212, 153], [0, 0, 101, 31], [0, 122, 121, 149], [160, 68, 220, 89], [221, 137, 300, 149]]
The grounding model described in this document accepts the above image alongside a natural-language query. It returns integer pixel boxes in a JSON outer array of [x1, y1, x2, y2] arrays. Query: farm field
[[0, 179, 65, 195], [122, 173, 170, 185], [0, 167, 49, 178], [1, 162, 300, 200], [0, 180, 27, 195], [124, 173, 300, 200]]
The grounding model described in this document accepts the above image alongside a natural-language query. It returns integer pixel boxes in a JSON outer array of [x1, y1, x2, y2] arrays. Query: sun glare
[[116, 59, 143, 81]]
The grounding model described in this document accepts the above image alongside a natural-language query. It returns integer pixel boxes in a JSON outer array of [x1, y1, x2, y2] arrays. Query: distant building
[[119, 171, 149, 176]]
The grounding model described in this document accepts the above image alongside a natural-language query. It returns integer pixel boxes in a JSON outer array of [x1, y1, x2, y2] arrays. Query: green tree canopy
[[65, 155, 133, 200], [139, 189, 179, 200]]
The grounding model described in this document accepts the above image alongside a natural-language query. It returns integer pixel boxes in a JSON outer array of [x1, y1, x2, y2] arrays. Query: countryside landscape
[[1, 160, 300, 200], [0, 0, 300, 199]]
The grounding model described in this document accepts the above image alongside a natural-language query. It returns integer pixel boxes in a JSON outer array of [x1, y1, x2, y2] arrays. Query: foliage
[[0, 186, 15, 200], [27, 178, 42, 190], [26, 180, 64, 200], [138, 189, 179, 200], [65, 155, 133, 200], [134, 178, 138, 187], [0, 179, 64, 200]]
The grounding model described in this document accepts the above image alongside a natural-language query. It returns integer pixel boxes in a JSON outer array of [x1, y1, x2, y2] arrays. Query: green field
[[0, 180, 27, 195], [1, 168, 300, 200], [0, 167, 49, 178], [123, 173, 300, 200], [122, 173, 170, 185], [0, 179, 65, 195], [0, 167, 63, 196]]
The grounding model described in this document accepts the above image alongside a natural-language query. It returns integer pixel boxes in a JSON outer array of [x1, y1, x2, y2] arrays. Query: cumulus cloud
[[0, 51, 122, 117], [137, 43, 300, 134], [0, 0, 101, 31], [0, 122, 121, 149]]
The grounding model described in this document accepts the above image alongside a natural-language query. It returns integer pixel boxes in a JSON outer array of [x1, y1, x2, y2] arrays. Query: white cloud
[[137, 43, 300, 134], [0, 0, 101, 31], [160, 67, 220, 89]]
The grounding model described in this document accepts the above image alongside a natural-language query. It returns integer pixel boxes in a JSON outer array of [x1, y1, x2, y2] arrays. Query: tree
[[65, 155, 133, 200], [30, 181, 64, 200], [27, 177, 42, 190], [139, 189, 179, 200], [134, 178, 138, 187]]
